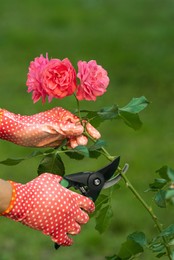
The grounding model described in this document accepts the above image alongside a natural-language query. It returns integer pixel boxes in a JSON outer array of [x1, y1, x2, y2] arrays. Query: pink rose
[[26, 54, 52, 103], [42, 58, 77, 99], [76, 60, 110, 101]]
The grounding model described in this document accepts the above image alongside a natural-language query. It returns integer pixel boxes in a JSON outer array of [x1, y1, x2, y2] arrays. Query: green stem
[[74, 94, 81, 120], [120, 174, 172, 259], [85, 133, 172, 259]]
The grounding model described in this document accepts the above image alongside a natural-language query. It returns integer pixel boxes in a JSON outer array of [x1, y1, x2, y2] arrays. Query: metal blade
[[103, 163, 129, 189], [97, 156, 120, 182]]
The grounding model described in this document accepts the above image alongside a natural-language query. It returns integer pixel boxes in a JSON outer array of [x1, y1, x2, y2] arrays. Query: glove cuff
[[0, 181, 16, 215]]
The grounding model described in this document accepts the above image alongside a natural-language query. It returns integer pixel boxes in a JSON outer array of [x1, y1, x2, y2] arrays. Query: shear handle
[[63, 171, 105, 201]]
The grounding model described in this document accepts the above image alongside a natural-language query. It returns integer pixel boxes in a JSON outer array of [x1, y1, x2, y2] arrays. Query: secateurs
[[55, 156, 129, 249]]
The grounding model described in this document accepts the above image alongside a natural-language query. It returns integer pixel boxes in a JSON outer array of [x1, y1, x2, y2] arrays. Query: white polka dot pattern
[[3, 173, 95, 246], [0, 107, 101, 148]]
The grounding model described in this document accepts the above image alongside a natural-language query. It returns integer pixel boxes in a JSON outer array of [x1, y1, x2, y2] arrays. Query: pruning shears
[[55, 156, 129, 249]]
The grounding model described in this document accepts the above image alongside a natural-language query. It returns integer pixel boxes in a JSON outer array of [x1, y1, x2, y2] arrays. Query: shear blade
[[103, 174, 122, 189], [103, 163, 129, 189], [99, 156, 120, 182]]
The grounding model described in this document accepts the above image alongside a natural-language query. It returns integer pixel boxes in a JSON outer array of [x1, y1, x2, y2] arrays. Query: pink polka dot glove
[[0, 107, 101, 148], [1, 173, 95, 246]]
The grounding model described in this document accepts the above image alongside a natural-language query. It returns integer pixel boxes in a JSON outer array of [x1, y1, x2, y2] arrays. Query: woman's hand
[[0, 107, 100, 148], [1, 173, 95, 246]]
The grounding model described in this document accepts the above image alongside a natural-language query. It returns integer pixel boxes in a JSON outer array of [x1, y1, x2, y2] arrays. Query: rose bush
[[3, 53, 174, 258]]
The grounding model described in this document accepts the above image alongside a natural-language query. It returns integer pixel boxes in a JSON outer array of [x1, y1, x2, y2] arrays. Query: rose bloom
[[42, 58, 77, 99], [26, 54, 52, 103], [76, 60, 110, 101]]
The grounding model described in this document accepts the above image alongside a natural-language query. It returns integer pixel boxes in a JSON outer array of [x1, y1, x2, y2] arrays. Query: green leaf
[[154, 190, 166, 208], [89, 139, 106, 151], [95, 204, 113, 234], [95, 194, 109, 212], [150, 243, 165, 253], [97, 104, 118, 120], [149, 178, 167, 191], [156, 252, 166, 258], [73, 145, 89, 157], [171, 250, 174, 260], [27, 150, 44, 158], [0, 157, 25, 166], [0, 150, 53, 167], [65, 145, 89, 160], [119, 96, 149, 114], [118, 110, 142, 130], [165, 189, 174, 200], [167, 167, 174, 181], [118, 239, 144, 259], [128, 232, 147, 247], [160, 224, 174, 237], [156, 166, 170, 182], [106, 232, 146, 260], [65, 151, 84, 160], [37, 153, 65, 176], [85, 111, 104, 127], [82, 106, 118, 127], [89, 150, 102, 159]]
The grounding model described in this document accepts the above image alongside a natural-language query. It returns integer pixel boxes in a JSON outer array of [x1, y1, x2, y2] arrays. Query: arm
[[0, 179, 13, 214], [0, 107, 100, 148]]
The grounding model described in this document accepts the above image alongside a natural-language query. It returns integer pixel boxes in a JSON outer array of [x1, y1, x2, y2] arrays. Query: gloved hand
[[1, 173, 95, 246], [0, 107, 100, 148]]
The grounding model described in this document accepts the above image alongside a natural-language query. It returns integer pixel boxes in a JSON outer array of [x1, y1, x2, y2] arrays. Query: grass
[[0, 0, 174, 259]]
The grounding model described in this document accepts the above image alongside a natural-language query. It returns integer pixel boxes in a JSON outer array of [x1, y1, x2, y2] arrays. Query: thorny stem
[[86, 133, 172, 259], [120, 174, 172, 259]]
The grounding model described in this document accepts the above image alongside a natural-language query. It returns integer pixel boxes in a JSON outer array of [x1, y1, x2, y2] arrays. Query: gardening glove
[[0, 107, 101, 148], [1, 173, 95, 246]]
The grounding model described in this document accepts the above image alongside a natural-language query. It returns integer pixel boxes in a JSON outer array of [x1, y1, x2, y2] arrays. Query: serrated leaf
[[65, 145, 89, 160], [0, 150, 45, 166], [156, 166, 170, 182], [89, 139, 106, 151], [150, 243, 165, 253], [128, 232, 147, 247], [160, 224, 174, 237], [149, 178, 167, 191], [98, 104, 118, 120], [165, 189, 174, 200], [119, 96, 149, 114], [118, 239, 144, 259], [73, 145, 89, 157], [156, 252, 166, 258], [85, 111, 104, 127], [89, 150, 102, 159], [27, 150, 44, 158], [0, 157, 25, 166], [37, 153, 65, 176], [118, 110, 142, 130], [95, 194, 109, 212], [154, 190, 166, 208], [167, 167, 174, 181], [95, 204, 113, 234], [65, 151, 84, 160]]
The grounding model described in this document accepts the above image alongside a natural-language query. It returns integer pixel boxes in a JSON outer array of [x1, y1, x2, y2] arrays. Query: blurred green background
[[0, 0, 174, 259]]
